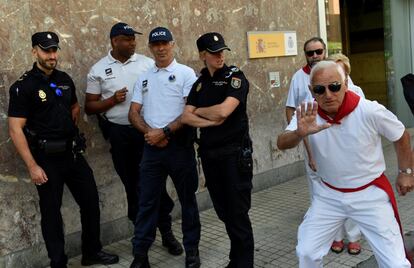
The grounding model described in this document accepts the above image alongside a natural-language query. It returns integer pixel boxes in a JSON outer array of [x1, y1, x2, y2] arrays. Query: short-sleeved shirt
[[286, 98, 405, 188], [131, 59, 197, 128], [8, 63, 77, 139], [286, 68, 312, 108], [86, 52, 154, 125], [186, 65, 249, 148]]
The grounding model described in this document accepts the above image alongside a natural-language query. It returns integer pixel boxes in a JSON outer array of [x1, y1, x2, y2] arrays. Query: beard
[[38, 58, 57, 71], [307, 57, 323, 68]]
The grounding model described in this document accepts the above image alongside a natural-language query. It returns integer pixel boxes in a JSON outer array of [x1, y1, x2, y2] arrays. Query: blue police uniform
[[130, 59, 201, 261], [8, 63, 104, 267], [187, 64, 254, 268]]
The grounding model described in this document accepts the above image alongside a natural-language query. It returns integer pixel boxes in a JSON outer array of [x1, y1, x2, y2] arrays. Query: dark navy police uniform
[[8, 63, 103, 267], [187, 64, 254, 268]]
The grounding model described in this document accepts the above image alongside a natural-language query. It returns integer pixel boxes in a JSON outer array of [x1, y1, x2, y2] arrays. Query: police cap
[[110, 22, 142, 38], [148, 27, 173, 43], [197, 32, 231, 53], [31, 31, 60, 49]]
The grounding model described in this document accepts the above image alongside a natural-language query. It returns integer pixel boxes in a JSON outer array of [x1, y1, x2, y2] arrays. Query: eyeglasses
[[312, 82, 342, 94], [305, 49, 324, 57]]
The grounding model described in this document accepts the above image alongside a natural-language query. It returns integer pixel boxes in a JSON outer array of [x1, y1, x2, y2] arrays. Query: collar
[[317, 90, 360, 124], [200, 64, 229, 78], [30, 62, 57, 80], [302, 64, 311, 75], [151, 59, 177, 73], [107, 51, 137, 65]]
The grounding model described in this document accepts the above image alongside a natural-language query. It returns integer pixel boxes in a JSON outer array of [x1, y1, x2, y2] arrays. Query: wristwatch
[[399, 168, 413, 175], [162, 126, 171, 138]]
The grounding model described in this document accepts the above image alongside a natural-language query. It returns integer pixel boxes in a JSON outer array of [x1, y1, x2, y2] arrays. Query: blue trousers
[[132, 141, 201, 255], [201, 148, 254, 268], [108, 123, 174, 231]]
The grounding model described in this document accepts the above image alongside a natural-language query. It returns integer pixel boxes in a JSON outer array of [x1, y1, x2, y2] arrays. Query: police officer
[[84, 22, 182, 255], [128, 27, 201, 268], [182, 32, 254, 268], [7, 32, 118, 268]]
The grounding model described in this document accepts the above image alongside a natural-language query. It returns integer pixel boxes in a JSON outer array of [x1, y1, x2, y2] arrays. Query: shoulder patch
[[231, 77, 241, 89], [142, 79, 148, 93], [196, 83, 202, 92]]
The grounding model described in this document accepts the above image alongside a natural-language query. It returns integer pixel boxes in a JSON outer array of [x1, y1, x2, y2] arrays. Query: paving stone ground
[[66, 139, 414, 268]]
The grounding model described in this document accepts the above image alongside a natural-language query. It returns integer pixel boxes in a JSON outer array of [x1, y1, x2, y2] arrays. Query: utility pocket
[[38, 139, 68, 154], [238, 147, 253, 173]]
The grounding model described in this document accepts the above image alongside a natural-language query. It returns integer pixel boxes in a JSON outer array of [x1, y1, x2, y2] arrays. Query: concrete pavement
[[66, 136, 414, 268]]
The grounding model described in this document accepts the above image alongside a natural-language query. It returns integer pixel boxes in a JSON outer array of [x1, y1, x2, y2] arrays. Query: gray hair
[[309, 60, 346, 83]]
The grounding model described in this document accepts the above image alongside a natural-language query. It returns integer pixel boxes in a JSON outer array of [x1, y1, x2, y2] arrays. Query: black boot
[[130, 254, 150, 268], [185, 248, 201, 268], [81, 250, 119, 266], [161, 230, 183, 255]]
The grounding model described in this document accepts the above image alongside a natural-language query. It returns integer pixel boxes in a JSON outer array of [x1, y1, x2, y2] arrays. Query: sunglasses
[[312, 82, 342, 94], [305, 49, 324, 57]]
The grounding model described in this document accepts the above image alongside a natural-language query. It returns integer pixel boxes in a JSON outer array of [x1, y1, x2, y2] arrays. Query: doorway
[[326, 0, 387, 106]]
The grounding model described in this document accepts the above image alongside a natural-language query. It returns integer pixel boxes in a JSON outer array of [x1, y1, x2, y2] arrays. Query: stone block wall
[[0, 1, 319, 266]]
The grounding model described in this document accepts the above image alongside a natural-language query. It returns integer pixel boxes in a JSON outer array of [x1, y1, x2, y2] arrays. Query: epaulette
[[17, 71, 29, 82], [225, 66, 241, 78]]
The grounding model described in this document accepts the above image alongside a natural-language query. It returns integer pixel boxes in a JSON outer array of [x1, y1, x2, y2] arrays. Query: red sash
[[323, 174, 411, 263], [317, 90, 360, 124]]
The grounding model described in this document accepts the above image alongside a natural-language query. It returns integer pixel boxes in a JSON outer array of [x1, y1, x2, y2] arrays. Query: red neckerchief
[[317, 90, 360, 124], [302, 64, 311, 75]]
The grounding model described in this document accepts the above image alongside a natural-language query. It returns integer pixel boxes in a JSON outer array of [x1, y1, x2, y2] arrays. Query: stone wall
[[0, 1, 319, 266]]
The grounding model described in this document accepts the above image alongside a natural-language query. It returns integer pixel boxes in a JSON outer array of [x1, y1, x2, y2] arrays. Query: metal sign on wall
[[247, 31, 297, 59]]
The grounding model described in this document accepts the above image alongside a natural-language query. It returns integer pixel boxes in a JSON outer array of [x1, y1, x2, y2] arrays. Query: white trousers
[[296, 180, 410, 268], [305, 162, 362, 242]]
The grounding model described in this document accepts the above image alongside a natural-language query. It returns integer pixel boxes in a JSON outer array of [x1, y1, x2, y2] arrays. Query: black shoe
[[81, 250, 119, 266], [185, 248, 201, 268], [162, 230, 183, 255], [130, 254, 150, 268]]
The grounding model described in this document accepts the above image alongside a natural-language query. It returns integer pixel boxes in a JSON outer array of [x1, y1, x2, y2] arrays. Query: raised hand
[[296, 101, 331, 138]]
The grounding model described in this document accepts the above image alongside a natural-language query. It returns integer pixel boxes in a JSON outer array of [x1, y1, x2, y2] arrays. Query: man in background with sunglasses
[[277, 60, 414, 267], [285, 37, 326, 195], [7, 32, 119, 267]]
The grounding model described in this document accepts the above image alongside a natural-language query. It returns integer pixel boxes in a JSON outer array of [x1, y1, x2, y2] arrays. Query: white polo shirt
[[286, 98, 405, 188], [131, 59, 197, 129], [286, 68, 312, 108], [86, 52, 154, 125]]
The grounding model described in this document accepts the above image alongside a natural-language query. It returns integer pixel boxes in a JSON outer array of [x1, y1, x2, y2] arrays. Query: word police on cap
[[152, 31, 166, 37]]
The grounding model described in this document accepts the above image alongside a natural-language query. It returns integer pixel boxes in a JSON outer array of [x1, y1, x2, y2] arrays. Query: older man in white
[[277, 61, 414, 267]]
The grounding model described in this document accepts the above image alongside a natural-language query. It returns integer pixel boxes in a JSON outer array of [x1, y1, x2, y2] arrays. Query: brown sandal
[[347, 241, 361, 255], [331, 240, 344, 253]]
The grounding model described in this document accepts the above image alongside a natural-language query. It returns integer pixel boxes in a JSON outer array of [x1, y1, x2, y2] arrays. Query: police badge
[[231, 77, 241, 89], [38, 90, 47, 102]]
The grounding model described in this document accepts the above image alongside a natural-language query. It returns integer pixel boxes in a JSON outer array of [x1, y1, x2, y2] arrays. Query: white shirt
[[86, 52, 154, 125], [286, 68, 312, 108], [131, 59, 197, 128], [349, 84, 365, 98], [286, 98, 405, 188]]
